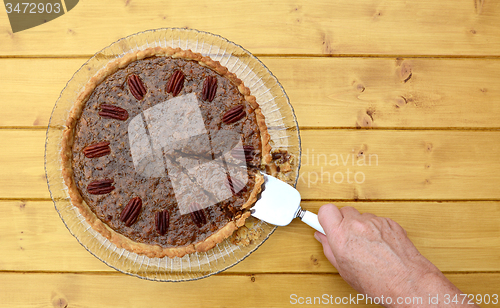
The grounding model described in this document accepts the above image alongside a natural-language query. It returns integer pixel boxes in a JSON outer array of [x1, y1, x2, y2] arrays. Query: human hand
[[314, 204, 474, 307]]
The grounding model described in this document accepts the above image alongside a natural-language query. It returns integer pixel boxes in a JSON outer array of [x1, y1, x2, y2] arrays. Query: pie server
[[250, 173, 325, 234]]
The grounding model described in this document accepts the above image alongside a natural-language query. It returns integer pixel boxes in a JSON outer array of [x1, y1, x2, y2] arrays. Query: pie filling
[[70, 55, 264, 249]]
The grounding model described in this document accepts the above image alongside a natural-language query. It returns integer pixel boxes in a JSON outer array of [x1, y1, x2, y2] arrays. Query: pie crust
[[61, 47, 272, 258]]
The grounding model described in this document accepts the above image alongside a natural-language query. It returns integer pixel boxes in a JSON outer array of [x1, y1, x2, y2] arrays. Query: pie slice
[[61, 47, 271, 258]]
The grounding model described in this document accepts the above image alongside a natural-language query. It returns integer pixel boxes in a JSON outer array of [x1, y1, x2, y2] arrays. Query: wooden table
[[1, 1, 499, 307]]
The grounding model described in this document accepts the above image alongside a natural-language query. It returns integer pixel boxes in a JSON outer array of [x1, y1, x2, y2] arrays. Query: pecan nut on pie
[[61, 47, 272, 258]]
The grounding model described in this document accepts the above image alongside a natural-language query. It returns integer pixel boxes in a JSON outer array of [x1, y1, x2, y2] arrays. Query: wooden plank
[[1, 130, 500, 200], [2, 200, 498, 273], [1, 0, 499, 57], [297, 130, 500, 200], [265, 57, 500, 129], [0, 201, 111, 272], [0, 130, 49, 199], [2, 57, 500, 129], [0, 58, 85, 128], [0, 272, 498, 308]]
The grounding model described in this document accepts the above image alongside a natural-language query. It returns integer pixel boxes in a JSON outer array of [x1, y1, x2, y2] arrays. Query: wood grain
[[0, 58, 85, 128], [2, 200, 498, 273], [2, 0, 500, 304], [1, 57, 500, 129], [1, 1, 499, 57], [0, 130, 48, 199], [2, 129, 500, 200], [0, 272, 498, 308], [265, 57, 500, 129], [298, 130, 500, 200]]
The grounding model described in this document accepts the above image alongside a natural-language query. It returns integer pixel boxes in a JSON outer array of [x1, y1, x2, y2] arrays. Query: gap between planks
[[4, 126, 500, 131], [2, 54, 500, 60], [0, 270, 498, 276], [3, 198, 500, 202]]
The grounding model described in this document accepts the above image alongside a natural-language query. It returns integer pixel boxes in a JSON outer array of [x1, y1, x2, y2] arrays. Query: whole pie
[[61, 47, 272, 258]]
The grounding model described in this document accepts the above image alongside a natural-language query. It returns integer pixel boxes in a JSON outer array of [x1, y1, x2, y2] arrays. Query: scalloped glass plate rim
[[44, 28, 302, 282]]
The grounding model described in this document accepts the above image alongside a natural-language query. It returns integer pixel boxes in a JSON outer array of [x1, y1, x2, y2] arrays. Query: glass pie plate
[[44, 28, 301, 282]]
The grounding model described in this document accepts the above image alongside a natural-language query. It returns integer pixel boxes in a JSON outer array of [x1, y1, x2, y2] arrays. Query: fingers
[[314, 231, 338, 269], [341, 206, 378, 220], [387, 218, 408, 236], [361, 212, 377, 219], [339, 206, 361, 218], [317, 203, 343, 236]]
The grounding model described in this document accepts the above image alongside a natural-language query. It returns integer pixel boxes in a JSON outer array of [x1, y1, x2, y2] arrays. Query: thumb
[[317, 203, 343, 237], [314, 231, 338, 269], [316, 204, 343, 269]]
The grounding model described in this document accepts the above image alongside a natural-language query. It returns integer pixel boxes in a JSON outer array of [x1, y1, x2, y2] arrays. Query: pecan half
[[201, 76, 218, 102], [190, 203, 207, 228], [166, 70, 185, 96], [127, 74, 147, 100], [83, 141, 111, 158], [272, 150, 291, 164], [222, 105, 246, 124], [87, 179, 115, 195], [155, 210, 169, 236], [120, 197, 142, 227], [225, 176, 246, 195], [231, 145, 256, 162], [99, 104, 129, 121]]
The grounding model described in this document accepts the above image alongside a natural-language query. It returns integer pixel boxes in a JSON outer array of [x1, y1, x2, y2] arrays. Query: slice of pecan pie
[[61, 47, 272, 258]]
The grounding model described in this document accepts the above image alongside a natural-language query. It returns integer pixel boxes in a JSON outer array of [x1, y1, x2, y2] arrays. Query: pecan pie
[[61, 47, 271, 258]]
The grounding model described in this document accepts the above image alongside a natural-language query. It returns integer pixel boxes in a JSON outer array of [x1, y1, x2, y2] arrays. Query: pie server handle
[[297, 208, 325, 234]]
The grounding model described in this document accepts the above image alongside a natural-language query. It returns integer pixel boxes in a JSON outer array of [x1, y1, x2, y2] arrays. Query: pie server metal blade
[[250, 173, 325, 234]]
